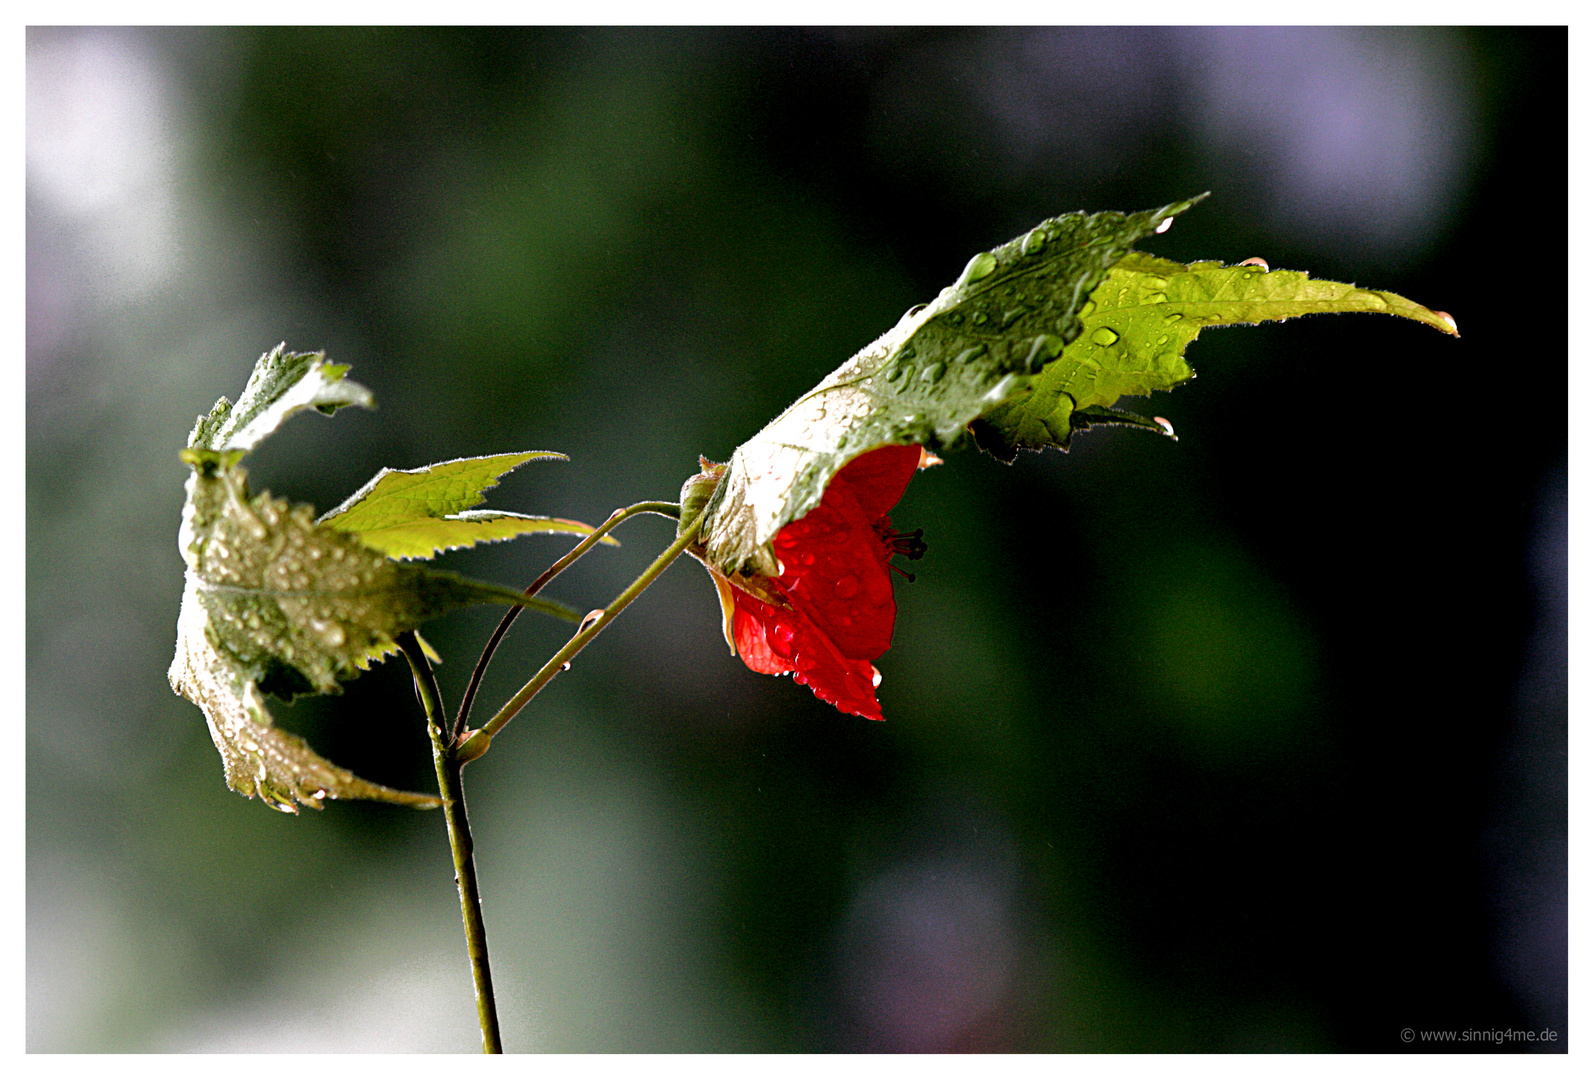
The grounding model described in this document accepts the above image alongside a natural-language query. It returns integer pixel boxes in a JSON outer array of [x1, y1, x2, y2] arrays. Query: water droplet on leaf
[[921, 362, 947, 382], [834, 574, 859, 599], [1090, 327, 1120, 347], [1155, 217, 1174, 234], [1238, 257, 1269, 270], [1022, 228, 1047, 255], [960, 251, 998, 285], [1078, 300, 1097, 319], [1025, 333, 1066, 372]]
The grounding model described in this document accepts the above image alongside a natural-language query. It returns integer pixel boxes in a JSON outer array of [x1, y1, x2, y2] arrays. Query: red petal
[[731, 591, 795, 676], [730, 586, 884, 720], [829, 444, 921, 520], [728, 443, 924, 722], [774, 494, 895, 660]]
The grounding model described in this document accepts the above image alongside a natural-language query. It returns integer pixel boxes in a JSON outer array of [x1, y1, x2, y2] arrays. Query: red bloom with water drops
[[715, 443, 930, 721]]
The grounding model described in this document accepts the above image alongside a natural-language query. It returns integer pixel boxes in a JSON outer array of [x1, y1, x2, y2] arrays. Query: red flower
[[716, 444, 930, 720]]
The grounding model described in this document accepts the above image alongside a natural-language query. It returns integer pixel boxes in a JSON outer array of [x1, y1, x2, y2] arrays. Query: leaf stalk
[[479, 506, 702, 742], [453, 501, 680, 739]]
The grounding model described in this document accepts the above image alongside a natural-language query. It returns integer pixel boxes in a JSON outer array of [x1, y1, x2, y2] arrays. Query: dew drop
[[870, 664, 883, 688], [972, 311, 988, 325], [1155, 216, 1174, 234], [831, 530, 850, 546], [952, 345, 986, 367], [960, 251, 998, 284], [1022, 228, 1047, 256], [1163, 312, 1184, 323], [801, 552, 816, 566], [1025, 333, 1066, 372], [561, 661, 572, 671], [1238, 256, 1269, 270], [921, 362, 947, 382], [1078, 299, 1097, 319], [834, 574, 859, 599], [1142, 275, 1168, 290], [772, 623, 796, 658], [1155, 335, 1169, 346], [1090, 327, 1120, 347], [1434, 310, 1458, 334]]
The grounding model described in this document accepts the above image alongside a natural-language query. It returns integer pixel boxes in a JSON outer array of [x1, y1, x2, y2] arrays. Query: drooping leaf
[[169, 351, 582, 812], [318, 451, 618, 560], [188, 343, 374, 455], [972, 251, 1458, 459], [699, 196, 1207, 576]]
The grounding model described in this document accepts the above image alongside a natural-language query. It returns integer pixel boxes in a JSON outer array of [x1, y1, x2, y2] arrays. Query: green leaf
[[699, 195, 1207, 576], [318, 452, 617, 560], [972, 251, 1459, 459], [187, 343, 374, 455], [170, 463, 579, 812], [170, 349, 582, 812]]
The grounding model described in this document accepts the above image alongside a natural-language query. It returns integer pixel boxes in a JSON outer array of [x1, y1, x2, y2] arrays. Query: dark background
[[27, 27, 1566, 1052]]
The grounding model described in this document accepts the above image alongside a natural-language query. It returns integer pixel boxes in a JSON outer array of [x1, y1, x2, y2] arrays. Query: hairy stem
[[480, 508, 704, 742], [399, 631, 503, 1054], [453, 501, 681, 739]]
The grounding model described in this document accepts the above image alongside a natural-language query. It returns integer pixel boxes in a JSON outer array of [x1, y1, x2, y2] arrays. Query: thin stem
[[453, 501, 681, 740], [399, 631, 503, 1055], [480, 508, 704, 742]]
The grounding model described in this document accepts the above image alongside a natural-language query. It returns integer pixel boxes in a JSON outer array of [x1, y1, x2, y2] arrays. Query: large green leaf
[[318, 452, 617, 560], [698, 196, 1207, 576], [170, 352, 581, 812], [972, 251, 1459, 459]]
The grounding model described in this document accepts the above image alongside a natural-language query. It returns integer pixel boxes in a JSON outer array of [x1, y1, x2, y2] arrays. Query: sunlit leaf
[[699, 196, 1206, 576], [319, 451, 617, 560], [169, 351, 580, 812], [972, 251, 1459, 459], [188, 342, 374, 455]]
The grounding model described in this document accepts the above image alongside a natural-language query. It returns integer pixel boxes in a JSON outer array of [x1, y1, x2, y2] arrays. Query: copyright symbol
[[1400, 1028, 1415, 1043]]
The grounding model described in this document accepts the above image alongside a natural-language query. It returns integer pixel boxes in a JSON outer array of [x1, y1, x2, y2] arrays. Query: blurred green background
[[27, 27, 1565, 1052]]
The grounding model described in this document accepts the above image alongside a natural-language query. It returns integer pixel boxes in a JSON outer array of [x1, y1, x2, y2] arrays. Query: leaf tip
[[1432, 309, 1460, 337]]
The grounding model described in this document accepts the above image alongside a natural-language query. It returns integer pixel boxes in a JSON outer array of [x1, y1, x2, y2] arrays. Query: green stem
[[399, 631, 503, 1054], [453, 501, 681, 740], [480, 508, 704, 742]]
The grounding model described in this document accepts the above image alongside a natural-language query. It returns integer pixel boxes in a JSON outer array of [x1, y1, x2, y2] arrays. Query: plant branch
[[453, 501, 681, 740], [399, 630, 503, 1054], [479, 507, 703, 742]]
